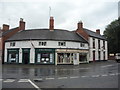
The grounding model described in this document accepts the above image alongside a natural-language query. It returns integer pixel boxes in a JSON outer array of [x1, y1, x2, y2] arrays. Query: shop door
[[22, 49, 30, 64], [23, 52, 29, 64]]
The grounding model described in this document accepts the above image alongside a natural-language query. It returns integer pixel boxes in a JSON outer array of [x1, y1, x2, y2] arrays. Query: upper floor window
[[10, 42, 15, 47], [98, 40, 100, 49], [80, 43, 85, 47], [39, 42, 47, 46], [93, 38, 95, 48], [103, 41, 105, 49], [58, 42, 66, 46]]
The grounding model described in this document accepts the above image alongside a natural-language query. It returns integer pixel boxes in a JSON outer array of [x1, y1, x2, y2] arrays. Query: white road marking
[[3, 79, 15, 83], [81, 76, 89, 78], [58, 77, 68, 79], [33, 78, 43, 81], [18, 79, 29, 82], [79, 68, 90, 70], [109, 73, 116, 76], [73, 69, 79, 70], [91, 75, 100, 77], [101, 74, 108, 77], [70, 76, 79, 79], [28, 79, 41, 90], [0, 79, 3, 81], [101, 65, 113, 68], [46, 78, 55, 80]]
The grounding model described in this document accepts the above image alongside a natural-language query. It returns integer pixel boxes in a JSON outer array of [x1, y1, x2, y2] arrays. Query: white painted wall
[[89, 37, 108, 61], [5, 40, 88, 50], [5, 40, 89, 63]]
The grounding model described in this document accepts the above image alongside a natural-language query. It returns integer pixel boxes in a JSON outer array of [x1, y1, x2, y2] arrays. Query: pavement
[[1, 60, 120, 89]]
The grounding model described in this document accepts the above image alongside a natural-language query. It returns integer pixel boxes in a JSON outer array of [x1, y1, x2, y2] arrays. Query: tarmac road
[[1, 60, 120, 89]]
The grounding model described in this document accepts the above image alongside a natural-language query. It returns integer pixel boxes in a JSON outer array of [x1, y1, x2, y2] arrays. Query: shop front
[[35, 48, 55, 64], [56, 49, 89, 65], [7, 49, 19, 63]]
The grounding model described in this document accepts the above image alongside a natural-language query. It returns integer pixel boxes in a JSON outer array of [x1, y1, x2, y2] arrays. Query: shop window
[[79, 53, 87, 62], [58, 42, 66, 46], [57, 53, 73, 64], [8, 53, 18, 63], [80, 43, 85, 47], [35, 49, 55, 64], [10, 42, 15, 47], [36, 53, 54, 63], [39, 42, 47, 46]]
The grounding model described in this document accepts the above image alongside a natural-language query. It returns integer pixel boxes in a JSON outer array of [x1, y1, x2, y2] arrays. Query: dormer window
[[58, 42, 66, 46], [10, 42, 15, 47]]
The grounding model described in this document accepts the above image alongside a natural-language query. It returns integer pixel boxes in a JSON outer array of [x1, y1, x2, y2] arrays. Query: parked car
[[115, 53, 120, 63]]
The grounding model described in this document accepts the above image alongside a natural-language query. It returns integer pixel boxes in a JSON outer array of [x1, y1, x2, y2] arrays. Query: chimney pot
[[96, 29, 100, 34], [49, 16, 54, 30]]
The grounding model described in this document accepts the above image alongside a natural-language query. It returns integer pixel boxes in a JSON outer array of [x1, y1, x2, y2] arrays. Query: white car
[[115, 53, 120, 63]]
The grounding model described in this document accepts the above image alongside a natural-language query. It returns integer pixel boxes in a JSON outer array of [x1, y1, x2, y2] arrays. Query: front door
[[22, 48, 30, 64], [23, 52, 29, 64], [93, 51, 95, 62]]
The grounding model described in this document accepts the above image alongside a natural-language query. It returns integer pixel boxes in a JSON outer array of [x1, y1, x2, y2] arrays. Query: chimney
[[49, 16, 54, 31], [2, 24, 9, 31], [96, 29, 100, 34], [19, 18, 25, 30], [77, 21, 83, 30]]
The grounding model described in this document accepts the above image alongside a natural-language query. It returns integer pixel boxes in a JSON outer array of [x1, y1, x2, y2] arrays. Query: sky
[[0, 0, 119, 35]]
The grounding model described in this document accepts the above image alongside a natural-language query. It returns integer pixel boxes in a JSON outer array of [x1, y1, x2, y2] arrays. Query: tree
[[104, 17, 120, 54]]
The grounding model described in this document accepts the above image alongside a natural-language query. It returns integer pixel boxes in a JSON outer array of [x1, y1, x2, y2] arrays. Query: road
[[1, 60, 120, 89]]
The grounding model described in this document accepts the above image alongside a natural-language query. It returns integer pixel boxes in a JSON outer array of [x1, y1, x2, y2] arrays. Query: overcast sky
[[0, 0, 119, 34]]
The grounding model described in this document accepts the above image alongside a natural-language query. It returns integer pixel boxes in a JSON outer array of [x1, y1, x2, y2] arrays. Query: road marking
[[28, 79, 41, 90], [46, 78, 55, 80], [109, 74, 116, 76], [91, 75, 100, 77], [18, 79, 29, 82], [101, 65, 113, 68], [58, 77, 68, 79], [79, 68, 90, 70], [101, 74, 108, 77], [70, 76, 79, 79], [73, 69, 79, 70], [0, 79, 3, 81], [3, 79, 15, 83], [34, 78, 43, 81], [81, 76, 89, 78]]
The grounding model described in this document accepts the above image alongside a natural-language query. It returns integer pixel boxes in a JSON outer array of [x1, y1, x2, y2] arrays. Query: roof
[[6, 29, 88, 43], [2, 27, 19, 37], [83, 28, 106, 40]]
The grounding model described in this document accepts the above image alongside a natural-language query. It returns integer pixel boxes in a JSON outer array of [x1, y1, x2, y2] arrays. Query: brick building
[[76, 21, 108, 62], [0, 18, 25, 63]]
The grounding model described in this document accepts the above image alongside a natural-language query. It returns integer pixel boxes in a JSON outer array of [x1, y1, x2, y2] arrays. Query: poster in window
[[50, 54, 53, 62], [37, 54, 41, 62]]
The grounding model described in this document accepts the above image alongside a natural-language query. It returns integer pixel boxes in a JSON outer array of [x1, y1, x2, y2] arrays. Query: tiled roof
[[83, 28, 106, 40], [6, 29, 88, 43]]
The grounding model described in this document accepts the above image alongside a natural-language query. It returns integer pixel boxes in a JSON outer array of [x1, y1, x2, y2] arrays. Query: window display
[[57, 53, 73, 64], [7, 49, 19, 63], [35, 48, 55, 64]]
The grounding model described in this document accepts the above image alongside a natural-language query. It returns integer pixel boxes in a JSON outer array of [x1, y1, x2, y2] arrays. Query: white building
[[4, 17, 89, 65], [76, 21, 108, 62]]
